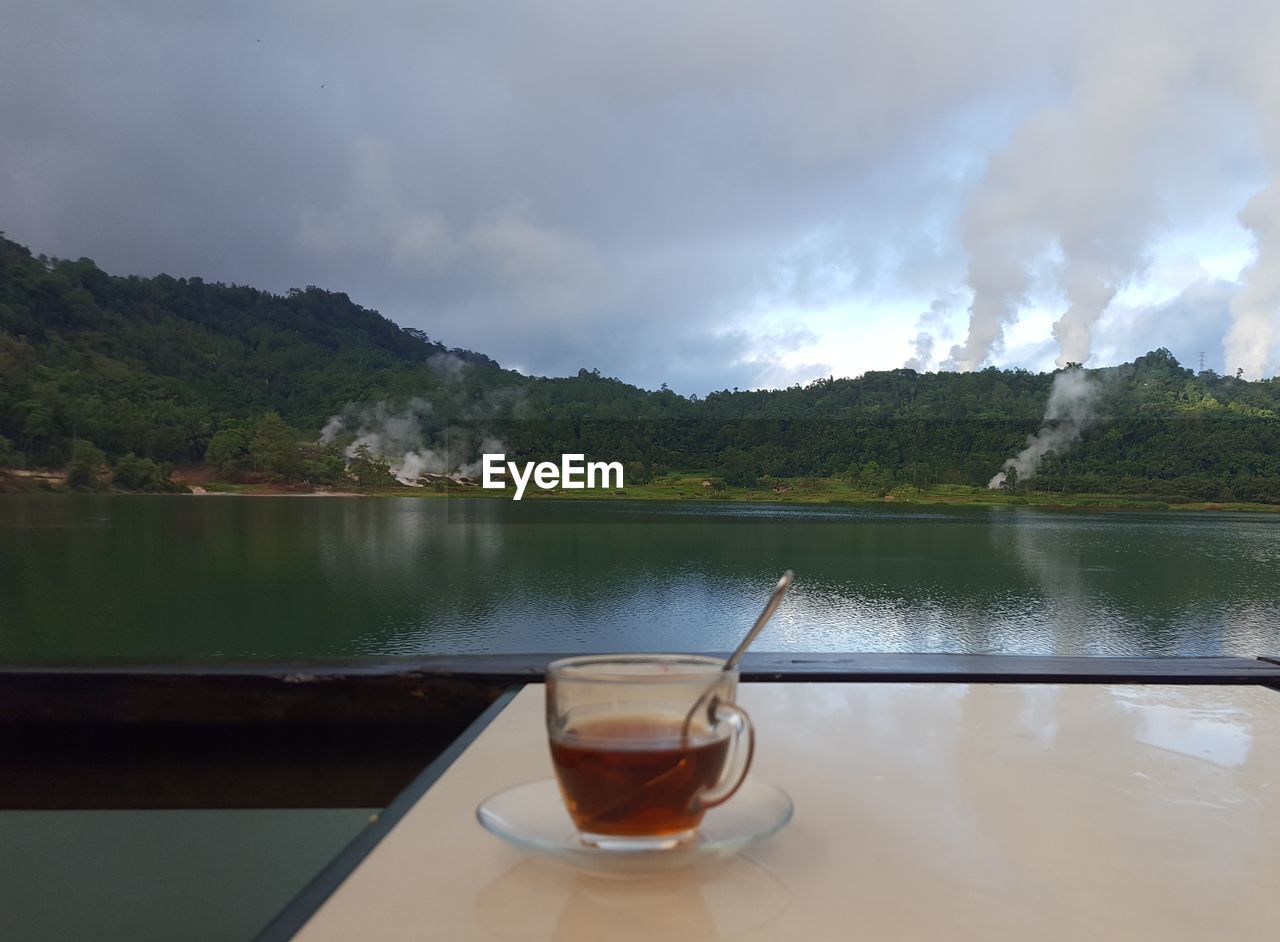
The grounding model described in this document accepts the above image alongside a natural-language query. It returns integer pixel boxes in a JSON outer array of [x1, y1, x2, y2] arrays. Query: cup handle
[[694, 700, 755, 811]]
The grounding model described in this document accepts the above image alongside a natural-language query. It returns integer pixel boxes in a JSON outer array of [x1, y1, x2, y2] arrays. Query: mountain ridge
[[2, 233, 1278, 500]]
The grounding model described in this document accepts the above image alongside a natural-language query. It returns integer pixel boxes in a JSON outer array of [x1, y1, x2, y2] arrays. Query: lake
[[1, 495, 1278, 659]]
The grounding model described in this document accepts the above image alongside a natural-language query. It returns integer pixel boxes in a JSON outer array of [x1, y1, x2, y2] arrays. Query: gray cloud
[[2, 1, 1279, 391]]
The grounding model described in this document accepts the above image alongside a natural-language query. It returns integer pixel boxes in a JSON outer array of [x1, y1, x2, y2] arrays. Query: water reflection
[[0, 496, 1277, 658]]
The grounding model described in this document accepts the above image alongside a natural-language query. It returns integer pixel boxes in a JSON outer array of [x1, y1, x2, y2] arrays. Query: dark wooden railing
[[3, 654, 1277, 810]]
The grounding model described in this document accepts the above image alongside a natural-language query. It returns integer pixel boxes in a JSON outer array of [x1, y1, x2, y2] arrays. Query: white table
[[272, 682, 1280, 941]]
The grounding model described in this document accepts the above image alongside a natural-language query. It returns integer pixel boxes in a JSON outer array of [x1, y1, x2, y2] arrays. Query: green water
[[1, 495, 1278, 658]]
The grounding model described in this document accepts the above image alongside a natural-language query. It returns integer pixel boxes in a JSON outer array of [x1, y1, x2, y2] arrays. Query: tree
[[854, 460, 894, 496], [65, 440, 107, 489], [716, 447, 757, 487], [303, 444, 348, 486], [248, 412, 303, 480], [113, 453, 171, 491], [346, 444, 397, 488], [626, 460, 652, 485], [206, 426, 250, 478], [0, 434, 19, 469]]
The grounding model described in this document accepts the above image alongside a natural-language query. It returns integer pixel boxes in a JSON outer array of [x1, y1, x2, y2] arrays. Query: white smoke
[[1224, 184, 1280, 379], [1221, 13, 1280, 380], [458, 437, 508, 479], [904, 298, 956, 372], [318, 413, 346, 443], [319, 394, 512, 485], [903, 332, 935, 372], [988, 369, 1101, 489], [320, 398, 435, 484], [426, 352, 471, 382], [950, 2, 1246, 375]]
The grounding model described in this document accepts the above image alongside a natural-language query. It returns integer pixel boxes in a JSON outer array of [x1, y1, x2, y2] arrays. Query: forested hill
[[0, 234, 511, 457], [2, 233, 1279, 500]]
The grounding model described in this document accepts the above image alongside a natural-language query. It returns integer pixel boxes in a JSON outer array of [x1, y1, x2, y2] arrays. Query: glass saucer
[[475, 779, 793, 871]]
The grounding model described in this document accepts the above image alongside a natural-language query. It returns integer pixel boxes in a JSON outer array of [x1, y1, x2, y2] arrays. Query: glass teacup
[[546, 654, 755, 850]]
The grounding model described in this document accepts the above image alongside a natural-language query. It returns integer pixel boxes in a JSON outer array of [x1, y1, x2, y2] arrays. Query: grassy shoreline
[[5, 468, 1279, 513], [173, 473, 1280, 513]]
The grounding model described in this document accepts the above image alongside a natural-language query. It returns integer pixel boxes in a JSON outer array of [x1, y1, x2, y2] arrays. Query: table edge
[[253, 684, 524, 942]]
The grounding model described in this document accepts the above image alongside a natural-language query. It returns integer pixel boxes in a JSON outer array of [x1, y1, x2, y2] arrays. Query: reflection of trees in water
[[365, 507, 1034, 655], [1000, 510, 1280, 655], [763, 513, 1042, 654], [4, 499, 1277, 658], [241, 502, 1280, 657]]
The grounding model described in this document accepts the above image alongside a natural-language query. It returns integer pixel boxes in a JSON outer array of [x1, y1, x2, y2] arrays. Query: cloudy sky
[[3, 1, 1279, 393]]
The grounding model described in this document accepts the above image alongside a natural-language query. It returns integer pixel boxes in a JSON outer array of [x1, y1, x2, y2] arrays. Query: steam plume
[[1224, 183, 1280, 379], [1221, 10, 1280, 380], [952, 7, 1205, 372], [319, 354, 518, 483], [425, 351, 470, 382], [904, 298, 956, 372], [988, 369, 1101, 489], [320, 399, 511, 484], [904, 332, 935, 372]]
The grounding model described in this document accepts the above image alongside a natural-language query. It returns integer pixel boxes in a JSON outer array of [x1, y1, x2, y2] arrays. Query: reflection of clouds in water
[[768, 587, 1031, 655], [1003, 512, 1096, 654], [1188, 517, 1280, 652], [286, 501, 1280, 657], [997, 511, 1244, 656], [1220, 602, 1280, 659]]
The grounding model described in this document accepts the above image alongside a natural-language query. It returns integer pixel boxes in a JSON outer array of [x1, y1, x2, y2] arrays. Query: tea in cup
[[546, 654, 754, 850]]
